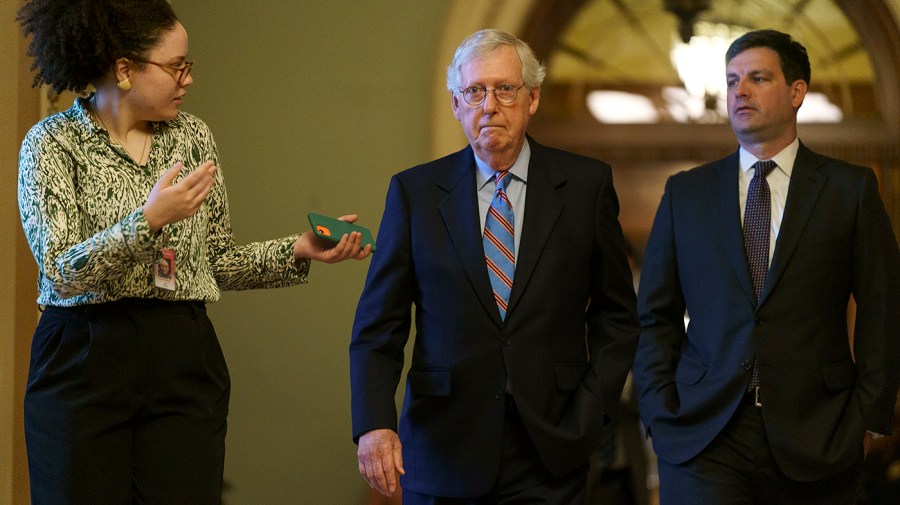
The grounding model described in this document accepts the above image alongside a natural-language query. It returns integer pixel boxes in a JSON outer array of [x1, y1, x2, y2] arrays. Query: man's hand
[[357, 429, 405, 497], [864, 431, 883, 459]]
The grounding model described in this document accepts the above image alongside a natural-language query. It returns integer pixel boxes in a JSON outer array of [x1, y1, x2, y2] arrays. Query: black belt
[[43, 297, 205, 317], [746, 386, 762, 407]]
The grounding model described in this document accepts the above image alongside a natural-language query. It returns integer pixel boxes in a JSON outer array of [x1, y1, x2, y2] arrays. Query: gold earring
[[117, 78, 132, 91]]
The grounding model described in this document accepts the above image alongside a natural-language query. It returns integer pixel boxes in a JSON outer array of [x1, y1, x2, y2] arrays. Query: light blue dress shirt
[[474, 140, 530, 261]]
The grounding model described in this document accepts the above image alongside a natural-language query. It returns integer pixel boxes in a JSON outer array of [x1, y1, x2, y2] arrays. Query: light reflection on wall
[[587, 89, 843, 124], [586, 91, 659, 123]]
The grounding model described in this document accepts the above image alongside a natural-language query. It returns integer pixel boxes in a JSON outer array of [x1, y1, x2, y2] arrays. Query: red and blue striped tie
[[484, 170, 515, 320]]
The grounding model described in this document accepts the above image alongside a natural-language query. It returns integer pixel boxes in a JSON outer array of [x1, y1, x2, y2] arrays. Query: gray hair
[[446, 29, 546, 92]]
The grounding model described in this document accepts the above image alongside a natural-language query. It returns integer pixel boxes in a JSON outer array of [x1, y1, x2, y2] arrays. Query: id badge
[[154, 248, 176, 290]]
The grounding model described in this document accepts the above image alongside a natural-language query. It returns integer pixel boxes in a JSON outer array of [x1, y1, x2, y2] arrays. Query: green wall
[[175, 2, 449, 503]]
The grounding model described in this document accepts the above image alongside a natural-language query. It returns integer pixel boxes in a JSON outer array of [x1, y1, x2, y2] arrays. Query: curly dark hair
[[16, 0, 179, 94]]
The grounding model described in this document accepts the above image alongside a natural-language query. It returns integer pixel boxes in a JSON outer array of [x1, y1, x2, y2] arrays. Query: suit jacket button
[[502, 337, 511, 346], [754, 317, 762, 326], [742, 360, 752, 370], [495, 389, 504, 400]]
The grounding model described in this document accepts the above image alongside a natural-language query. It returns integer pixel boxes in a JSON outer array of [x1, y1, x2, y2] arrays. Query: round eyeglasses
[[458, 83, 526, 106], [130, 58, 195, 86]]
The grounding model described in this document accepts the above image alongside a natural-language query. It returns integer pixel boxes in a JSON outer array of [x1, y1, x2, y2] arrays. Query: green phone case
[[307, 213, 376, 252]]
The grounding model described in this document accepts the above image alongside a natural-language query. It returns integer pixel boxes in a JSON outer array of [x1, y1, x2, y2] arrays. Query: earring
[[117, 78, 132, 91]]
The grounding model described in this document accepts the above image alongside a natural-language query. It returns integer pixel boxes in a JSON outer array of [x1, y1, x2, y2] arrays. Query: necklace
[[90, 96, 150, 165]]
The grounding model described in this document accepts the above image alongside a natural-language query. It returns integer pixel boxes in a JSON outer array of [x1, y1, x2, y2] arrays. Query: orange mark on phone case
[[316, 225, 331, 237]]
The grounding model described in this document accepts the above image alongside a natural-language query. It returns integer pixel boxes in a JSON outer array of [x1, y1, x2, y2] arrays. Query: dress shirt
[[18, 96, 309, 307], [475, 140, 530, 260], [738, 138, 799, 262]]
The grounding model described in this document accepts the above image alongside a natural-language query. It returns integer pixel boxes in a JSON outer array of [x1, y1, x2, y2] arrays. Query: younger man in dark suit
[[350, 29, 639, 504], [633, 29, 900, 504]]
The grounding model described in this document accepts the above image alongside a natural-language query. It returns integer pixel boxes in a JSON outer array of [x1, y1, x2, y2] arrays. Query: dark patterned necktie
[[484, 171, 515, 320], [745, 159, 776, 390]]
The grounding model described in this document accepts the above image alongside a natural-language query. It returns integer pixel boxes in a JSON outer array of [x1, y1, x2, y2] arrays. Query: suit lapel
[[506, 141, 565, 317], [437, 147, 501, 324], [760, 143, 826, 304], [709, 151, 758, 305]]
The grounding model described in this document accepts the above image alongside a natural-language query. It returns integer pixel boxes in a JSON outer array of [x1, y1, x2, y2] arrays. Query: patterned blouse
[[18, 96, 309, 307]]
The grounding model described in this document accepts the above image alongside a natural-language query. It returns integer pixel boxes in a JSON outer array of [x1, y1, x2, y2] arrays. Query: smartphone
[[307, 213, 376, 252]]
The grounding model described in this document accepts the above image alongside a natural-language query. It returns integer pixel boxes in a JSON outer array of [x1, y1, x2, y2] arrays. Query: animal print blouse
[[18, 96, 309, 307]]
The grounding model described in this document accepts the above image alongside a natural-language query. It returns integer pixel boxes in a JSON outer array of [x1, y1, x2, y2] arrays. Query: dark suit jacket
[[350, 138, 639, 497], [634, 142, 900, 482]]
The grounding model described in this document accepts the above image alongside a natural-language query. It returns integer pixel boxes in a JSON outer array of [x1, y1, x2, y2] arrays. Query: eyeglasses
[[458, 83, 526, 105], [130, 58, 195, 86]]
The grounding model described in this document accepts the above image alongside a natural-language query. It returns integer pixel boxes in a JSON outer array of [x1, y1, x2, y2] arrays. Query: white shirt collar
[[739, 137, 799, 178]]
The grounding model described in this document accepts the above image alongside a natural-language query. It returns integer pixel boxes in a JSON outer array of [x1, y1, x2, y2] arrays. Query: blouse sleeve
[[17, 121, 162, 300], [199, 131, 310, 291]]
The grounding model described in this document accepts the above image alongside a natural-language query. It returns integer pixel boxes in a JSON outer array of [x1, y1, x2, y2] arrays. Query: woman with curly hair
[[16, 0, 371, 503]]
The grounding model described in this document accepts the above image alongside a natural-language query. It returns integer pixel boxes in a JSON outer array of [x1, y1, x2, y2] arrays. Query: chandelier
[[584, 0, 844, 124]]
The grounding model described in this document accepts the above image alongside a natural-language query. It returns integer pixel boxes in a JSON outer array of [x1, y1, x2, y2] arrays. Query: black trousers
[[24, 298, 231, 505], [403, 395, 588, 505], [657, 393, 860, 505]]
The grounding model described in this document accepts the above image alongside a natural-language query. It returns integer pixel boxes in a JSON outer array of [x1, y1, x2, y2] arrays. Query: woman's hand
[[143, 160, 217, 233], [293, 214, 372, 262]]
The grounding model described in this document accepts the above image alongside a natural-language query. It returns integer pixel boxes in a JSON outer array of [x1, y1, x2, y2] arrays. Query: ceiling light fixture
[[664, 0, 711, 43], [670, 21, 746, 122]]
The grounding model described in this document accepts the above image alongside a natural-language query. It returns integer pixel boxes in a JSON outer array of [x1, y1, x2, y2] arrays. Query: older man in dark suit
[[350, 29, 640, 505], [634, 29, 900, 504]]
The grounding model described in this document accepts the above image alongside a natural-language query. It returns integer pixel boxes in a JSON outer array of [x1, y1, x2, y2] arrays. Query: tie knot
[[495, 170, 512, 191], [753, 160, 776, 178]]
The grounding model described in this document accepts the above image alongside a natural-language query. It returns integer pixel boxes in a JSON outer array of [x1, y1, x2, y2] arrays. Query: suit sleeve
[[583, 166, 641, 423], [349, 175, 414, 442], [633, 177, 687, 431], [850, 169, 900, 434]]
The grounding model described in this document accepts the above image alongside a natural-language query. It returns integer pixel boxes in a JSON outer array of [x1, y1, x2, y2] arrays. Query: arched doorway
[[431, 0, 900, 251]]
